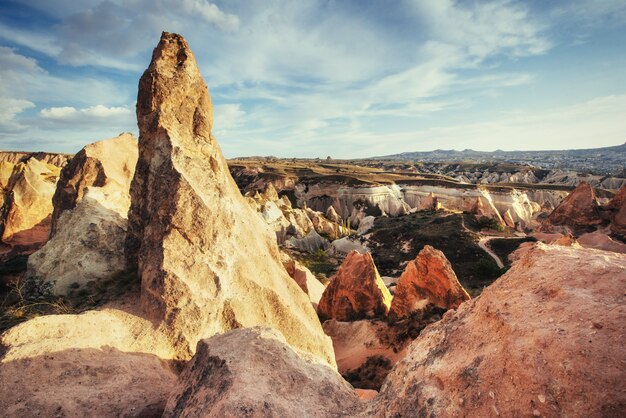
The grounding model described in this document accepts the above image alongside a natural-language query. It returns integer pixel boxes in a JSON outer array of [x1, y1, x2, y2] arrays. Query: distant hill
[[371, 143, 626, 175]]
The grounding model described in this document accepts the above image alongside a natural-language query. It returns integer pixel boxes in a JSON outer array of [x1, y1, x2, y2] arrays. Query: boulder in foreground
[[367, 243, 626, 417], [163, 328, 360, 418]]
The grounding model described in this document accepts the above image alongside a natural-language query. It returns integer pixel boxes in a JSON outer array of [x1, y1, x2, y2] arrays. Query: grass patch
[[368, 211, 505, 295], [0, 270, 140, 333], [486, 237, 537, 268]]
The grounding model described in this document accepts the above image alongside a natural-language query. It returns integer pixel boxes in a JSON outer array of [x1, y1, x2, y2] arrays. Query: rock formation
[[0, 157, 60, 245], [546, 182, 602, 232], [163, 328, 360, 417], [281, 252, 326, 307], [389, 245, 470, 319], [607, 185, 626, 239], [0, 151, 71, 168], [367, 243, 626, 417], [26, 135, 138, 294], [50, 133, 137, 235], [125, 32, 334, 364], [0, 307, 178, 417], [318, 251, 392, 321]]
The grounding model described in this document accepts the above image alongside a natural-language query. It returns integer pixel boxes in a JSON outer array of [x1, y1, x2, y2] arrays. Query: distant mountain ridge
[[371, 143, 626, 175]]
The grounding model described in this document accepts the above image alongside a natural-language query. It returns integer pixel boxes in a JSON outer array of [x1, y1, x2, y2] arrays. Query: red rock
[[317, 251, 392, 321], [389, 245, 470, 319], [546, 182, 602, 231], [367, 243, 626, 417]]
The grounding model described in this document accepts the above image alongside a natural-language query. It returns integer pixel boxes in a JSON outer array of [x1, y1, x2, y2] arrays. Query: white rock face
[[27, 194, 128, 295], [27, 134, 138, 295]]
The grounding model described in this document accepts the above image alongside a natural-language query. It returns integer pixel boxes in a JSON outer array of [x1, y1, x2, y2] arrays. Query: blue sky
[[0, 0, 625, 158]]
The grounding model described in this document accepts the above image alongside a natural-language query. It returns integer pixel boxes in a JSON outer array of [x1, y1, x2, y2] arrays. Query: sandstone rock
[[546, 182, 602, 232], [388, 245, 470, 320], [125, 32, 334, 364], [318, 251, 392, 321], [245, 184, 314, 244], [356, 215, 376, 235], [368, 243, 626, 417], [326, 205, 341, 223], [0, 307, 178, 417], [307, 207, 345, 239], [26, 194, 128, 295], [323, 319, 407, 389], [163, 328, 360, 418], [50, 133, 137, 236], [607, 186, 626, 239], [0, 157, 60, 244], [285, 230, 330, 253], [27, 135, 138, 294], [552, 233, 579, 247], [0, 161, 15, 189], [330, 236, 369, 255], [0, 151, 71, 168], [281, 252, 326, 307], [577, 231, 626, 254]]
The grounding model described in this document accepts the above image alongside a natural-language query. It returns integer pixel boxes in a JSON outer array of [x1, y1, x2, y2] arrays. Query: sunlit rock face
[[0, 308, 178, 417], [0, 151, 70, 169], [389, 245, 470, 320], [365, 243, 626, 417], [126, 32, 335, 365], [27, 135, 138, 295], [0, 157, 60, 245], [318, 250, 392, 322], [163, 328, 360, 418], [545, 182, 602, 232], [50, 133, 137, 236]]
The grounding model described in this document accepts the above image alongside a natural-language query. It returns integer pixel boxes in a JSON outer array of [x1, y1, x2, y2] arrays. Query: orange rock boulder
[[546, 182, 602, 232], [389, 245, 470, 320], [367, 243, 626, 417], [317, 251, 392, 321]]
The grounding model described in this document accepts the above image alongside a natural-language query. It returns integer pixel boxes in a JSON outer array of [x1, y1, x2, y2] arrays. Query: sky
[[0, 0, 625, 158]]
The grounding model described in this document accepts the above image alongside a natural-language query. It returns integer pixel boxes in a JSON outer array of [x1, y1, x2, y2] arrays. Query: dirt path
[[459, 215, 522, 269], [478, 237, 504, 269]]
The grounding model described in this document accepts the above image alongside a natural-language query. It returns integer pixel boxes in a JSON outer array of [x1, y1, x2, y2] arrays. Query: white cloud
[[0, 98, 35, 133], [39, 105, 132, 123], [180, 0, 239, 31], [213, 103, 245, 135]]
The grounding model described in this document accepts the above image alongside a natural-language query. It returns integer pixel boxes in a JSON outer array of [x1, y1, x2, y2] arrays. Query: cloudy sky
[[0, 0, 625, 158]]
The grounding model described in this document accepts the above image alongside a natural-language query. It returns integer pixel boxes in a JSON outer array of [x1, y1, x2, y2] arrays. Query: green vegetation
[[297, 249, 338, 279], [0, 270, 140, 333], [368, 211, 506, 295], [487, 237, 537, 268]]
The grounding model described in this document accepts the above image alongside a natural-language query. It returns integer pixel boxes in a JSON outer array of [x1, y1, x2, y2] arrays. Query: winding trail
[[478, 237, 504, 269], [459, 215, 524, 269]]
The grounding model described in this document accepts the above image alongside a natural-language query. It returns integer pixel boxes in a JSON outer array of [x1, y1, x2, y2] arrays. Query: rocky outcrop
[[0, 158, 61, 245], [389, 245, 470, 320], [281, 253, 326, 307], [125, 32, 334, 364], [367, 243, 626, 417], [26, 195, 128, 295], [163, 328, 360, 418], [607, 186, 626, 239], [546, 182, 602, 232], [26, 135, 138, 294], [318, 251, 392, 321], [50, 133, 137, 236], [0, 307, 178, 417], [0, 151, 71, 168], [323, 319, 408, 390]]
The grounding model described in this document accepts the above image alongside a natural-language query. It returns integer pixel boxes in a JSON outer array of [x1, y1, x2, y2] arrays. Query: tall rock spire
[[126, 32, 335, 366]]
